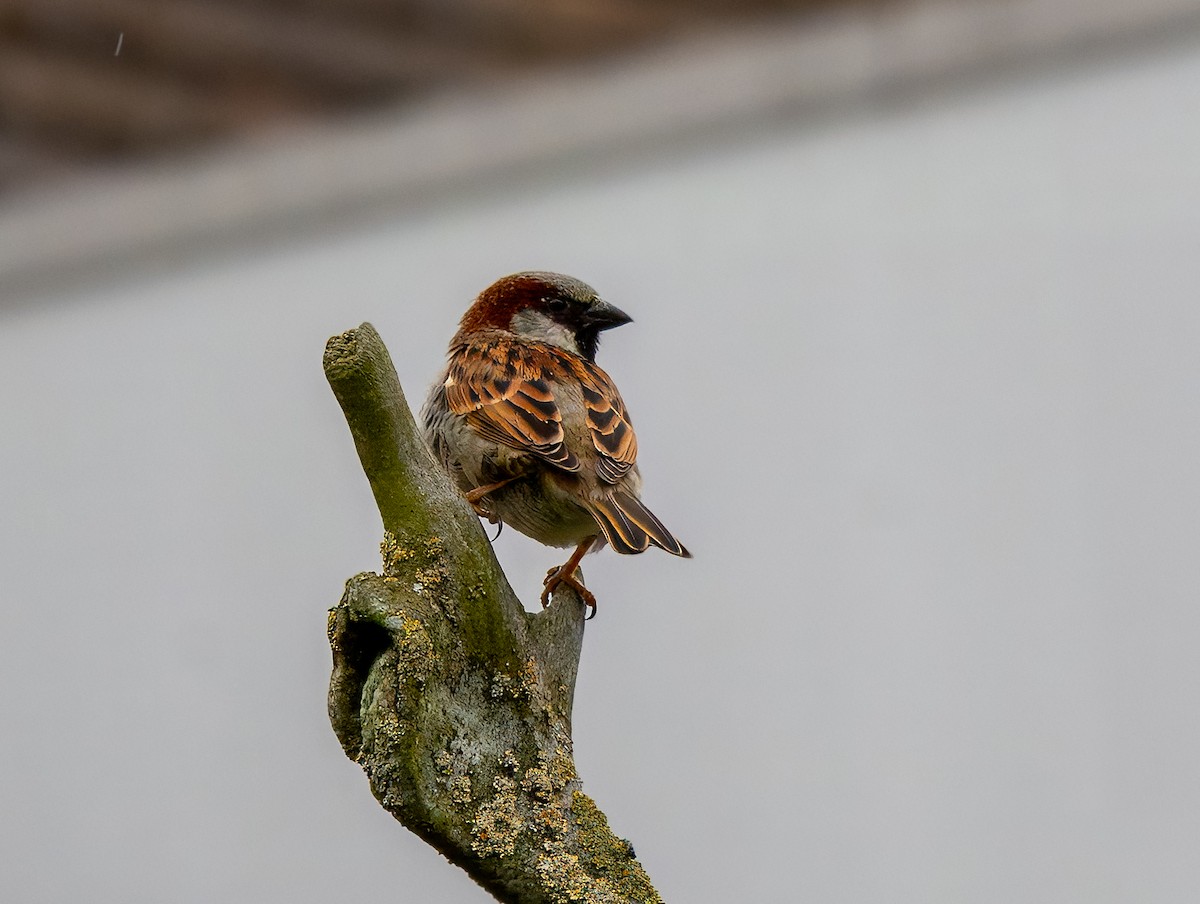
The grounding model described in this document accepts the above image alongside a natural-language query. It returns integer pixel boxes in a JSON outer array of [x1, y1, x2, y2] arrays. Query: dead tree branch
[[324, 323, 661, 903]]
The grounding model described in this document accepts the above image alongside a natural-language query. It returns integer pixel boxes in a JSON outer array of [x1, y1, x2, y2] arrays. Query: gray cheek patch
[[509, 309, 581, 356]]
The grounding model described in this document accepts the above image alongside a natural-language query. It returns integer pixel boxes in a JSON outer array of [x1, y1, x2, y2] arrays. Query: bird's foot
[[541, 565, 597, 618], [469, 500, 498, 522], [464, 477, 520, 517]]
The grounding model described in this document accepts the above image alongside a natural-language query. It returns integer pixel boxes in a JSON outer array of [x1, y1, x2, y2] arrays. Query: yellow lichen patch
[[433, 750, 455, 775], [449, 775, 473, 806], [499, 749, 520, 773], [535, 850, 623, 904], [516, 747, 576, 806], [414, 564, 448, 589], [521, 762, 555, 802], [517, 656, 551, 710], [380, 532, 449, 586], [523, 751, 574, 843], [536, 804, 569, 839], [549, 749, 577, 788], [471, 775, 522, 858], [433, 746, 475, 807], [489, 671, 515, 699], [395, 614, 435, 687], [565, 792, 660, 902]]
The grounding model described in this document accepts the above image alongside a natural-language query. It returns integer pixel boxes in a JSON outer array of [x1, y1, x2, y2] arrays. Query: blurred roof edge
[[3, 0, 1199, 302]]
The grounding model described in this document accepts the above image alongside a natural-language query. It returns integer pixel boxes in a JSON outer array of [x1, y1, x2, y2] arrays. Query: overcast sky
[[3, 27, 1200, 904]]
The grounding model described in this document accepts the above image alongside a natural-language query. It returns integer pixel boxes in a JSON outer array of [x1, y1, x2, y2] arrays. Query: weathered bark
[[324, 323, 661, 903]]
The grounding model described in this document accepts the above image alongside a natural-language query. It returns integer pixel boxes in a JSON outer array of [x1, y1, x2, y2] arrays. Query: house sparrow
[[421, 271, 690, 616]]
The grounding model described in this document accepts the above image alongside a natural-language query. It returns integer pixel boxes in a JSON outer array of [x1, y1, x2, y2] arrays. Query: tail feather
[[589, 491, 691, 558]]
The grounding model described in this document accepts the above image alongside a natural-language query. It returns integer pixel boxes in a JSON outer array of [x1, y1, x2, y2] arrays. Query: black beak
[[584, 299, 633, 331]]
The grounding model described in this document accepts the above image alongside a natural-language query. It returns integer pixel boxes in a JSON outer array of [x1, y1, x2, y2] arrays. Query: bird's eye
[[545, 297, 568, 314]]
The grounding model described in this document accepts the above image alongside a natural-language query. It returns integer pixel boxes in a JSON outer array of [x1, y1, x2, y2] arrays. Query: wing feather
[[446, 339, 642, 482], [445, 342, 579, 470], [575, 362, 638, 484]]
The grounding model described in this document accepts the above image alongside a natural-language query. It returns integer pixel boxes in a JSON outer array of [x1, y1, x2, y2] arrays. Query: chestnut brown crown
[[455, 271, 632, 362]]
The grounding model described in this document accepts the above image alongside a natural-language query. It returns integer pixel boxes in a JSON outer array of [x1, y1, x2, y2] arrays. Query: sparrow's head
[[457, 271, 632, 361]]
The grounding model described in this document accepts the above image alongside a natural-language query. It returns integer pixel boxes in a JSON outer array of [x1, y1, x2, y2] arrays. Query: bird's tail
[[588, 490, 691, 558]]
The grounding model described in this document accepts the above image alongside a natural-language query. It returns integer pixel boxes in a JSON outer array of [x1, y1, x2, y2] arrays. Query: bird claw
[[540, 566, 597, 618]]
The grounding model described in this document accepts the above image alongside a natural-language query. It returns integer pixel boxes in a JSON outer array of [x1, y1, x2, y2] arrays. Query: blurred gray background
[[2, 1, 1200, 901]]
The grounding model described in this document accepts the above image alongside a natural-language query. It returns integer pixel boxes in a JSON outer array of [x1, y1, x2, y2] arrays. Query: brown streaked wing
[[445, 344, 579, 471], [577, 361, 638, 484]]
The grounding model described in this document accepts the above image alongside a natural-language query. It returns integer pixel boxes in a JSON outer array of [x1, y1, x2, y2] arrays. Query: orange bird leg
[[463, 476, 520, 520], [541, 538, 597, 617]]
